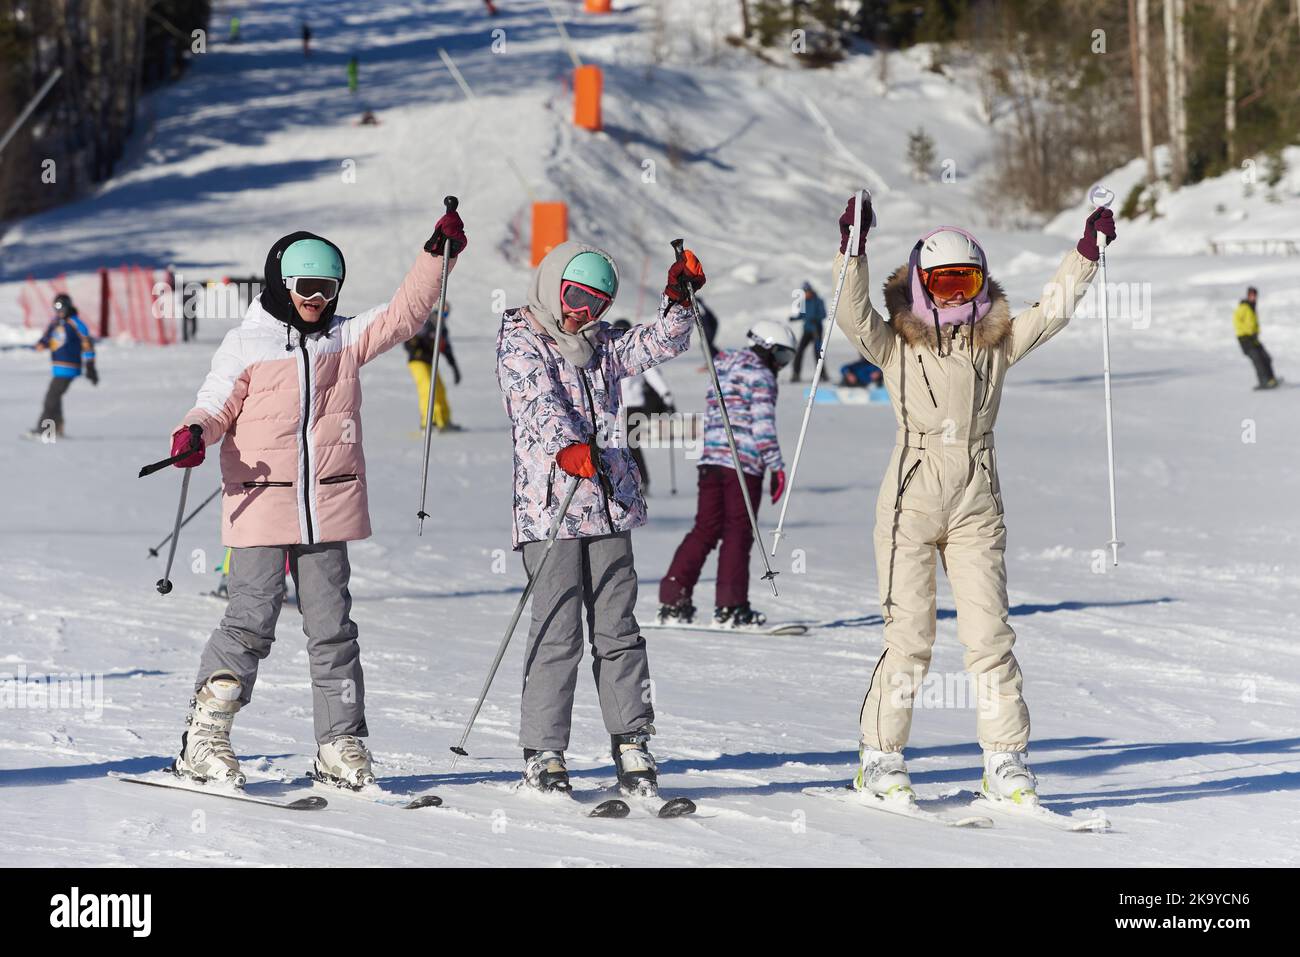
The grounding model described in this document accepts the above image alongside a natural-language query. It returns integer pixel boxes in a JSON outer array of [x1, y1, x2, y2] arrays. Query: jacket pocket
[[320, 473, 359, 485], [241, 480, 293, 489], [979, 461, 1004, 515], [894, 458, 922, 511]]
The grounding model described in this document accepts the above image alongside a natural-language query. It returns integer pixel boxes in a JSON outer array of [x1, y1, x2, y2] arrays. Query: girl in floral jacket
[[495, 240, 704, 797]]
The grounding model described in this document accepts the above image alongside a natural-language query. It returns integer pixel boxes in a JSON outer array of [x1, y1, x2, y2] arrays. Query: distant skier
[[347, 55, 359, 95], [164, 204, 465, 791], [1234, 286, 1279, 390], [495, 241, 703, 798], [832, 193, 1114, 807], [301, 21, 312, 57], [27, 294, 98, 439], [657, 320, 794, 628], [228, 15, 240, 43], [404, 303, 462, 432], [612, 318, 675, 492], [789, 281, 829, 383]]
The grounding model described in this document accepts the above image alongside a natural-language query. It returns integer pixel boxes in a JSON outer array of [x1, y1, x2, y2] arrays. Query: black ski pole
[[138, 425, 203, 478], [416, 195, 458, 535], [147, 485, 221, 558], [670, 238, 779, 595]]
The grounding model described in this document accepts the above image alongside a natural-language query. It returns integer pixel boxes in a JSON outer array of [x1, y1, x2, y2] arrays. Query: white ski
[[305, 772, 442, 809], [971, 794, 1110, 832], [643, 621, 809, 637], [804, 785, 993, 828], [117, 772, 327, 810]]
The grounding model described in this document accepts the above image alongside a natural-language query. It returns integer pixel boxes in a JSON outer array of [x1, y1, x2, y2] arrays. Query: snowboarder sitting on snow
[[657, 320, 794, 628], [833, 193, 1114, 807], [495, 241, 702, 797], [840, 357, 883, 389], [1233, 286, 1279, 390], [165, 204, 466, 791], [404, 302, 462, 432], [28, 293, 98, 439]]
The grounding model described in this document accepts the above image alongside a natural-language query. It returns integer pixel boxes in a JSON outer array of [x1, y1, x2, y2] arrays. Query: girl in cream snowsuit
[[833, 195, 1116, 805]]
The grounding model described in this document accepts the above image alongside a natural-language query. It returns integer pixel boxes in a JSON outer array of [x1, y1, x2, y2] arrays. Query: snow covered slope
[[1, 0, 1298, 867]]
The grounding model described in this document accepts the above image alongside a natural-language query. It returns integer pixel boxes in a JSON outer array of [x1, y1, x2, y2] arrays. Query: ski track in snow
[[1, 0, 1299, 866]]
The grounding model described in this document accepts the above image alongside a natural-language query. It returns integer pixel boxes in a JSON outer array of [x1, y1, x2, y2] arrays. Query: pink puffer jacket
[[178, 252, 453, 547]]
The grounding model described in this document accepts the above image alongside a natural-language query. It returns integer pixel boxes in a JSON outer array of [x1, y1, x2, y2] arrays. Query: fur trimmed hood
[[882, 265, 1012, 351]]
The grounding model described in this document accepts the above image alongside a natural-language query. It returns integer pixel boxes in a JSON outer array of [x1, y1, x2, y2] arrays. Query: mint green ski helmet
[[561, 250, 618, 297], [281, 238, 344, 278]]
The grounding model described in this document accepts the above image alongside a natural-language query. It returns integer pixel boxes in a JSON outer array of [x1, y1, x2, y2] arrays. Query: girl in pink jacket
[[167, 208, 465, 791]]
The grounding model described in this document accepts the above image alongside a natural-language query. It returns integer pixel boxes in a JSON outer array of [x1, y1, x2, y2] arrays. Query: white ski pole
[[416, 195, 458, 535], [670, 238, 779, 596], [770, 188, 870, 556], [1090, 184, 1122, 566], [450, 475, 581, 757]]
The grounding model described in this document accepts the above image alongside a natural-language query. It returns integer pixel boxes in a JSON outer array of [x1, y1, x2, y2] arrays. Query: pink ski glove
[[171, 426, 204, 469]]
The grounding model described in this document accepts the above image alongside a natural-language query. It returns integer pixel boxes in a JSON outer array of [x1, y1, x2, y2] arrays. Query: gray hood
[[527, 240, 620, 368]]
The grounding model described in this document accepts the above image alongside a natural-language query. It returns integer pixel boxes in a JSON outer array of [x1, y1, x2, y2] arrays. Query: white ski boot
[[612, 728, 659, 798], [174, 671, 245, 787], [312, 734, 376, 790], [853, 747, 914, 801], [523, 749, 571, 793], [982, 750, 1038, 805]]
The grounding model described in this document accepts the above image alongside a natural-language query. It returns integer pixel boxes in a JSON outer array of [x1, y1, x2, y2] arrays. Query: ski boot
[[982, 750, 1038, 805], [312, 735, 376, 790], [853, 747, 914, 801], [523, 749, 571, 793], [714, 603, 766, 628], [612, 727, 659, 798], [174, 671, 245, 787], [656, 597, 696, 626]]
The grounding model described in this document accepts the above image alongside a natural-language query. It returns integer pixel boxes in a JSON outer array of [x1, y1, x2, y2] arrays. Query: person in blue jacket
[[29, 294, 98, 438], [789, 281, 828, 382]]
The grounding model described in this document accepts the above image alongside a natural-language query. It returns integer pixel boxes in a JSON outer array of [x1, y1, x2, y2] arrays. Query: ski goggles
[[559, 280, 613, 324], [921, 265, 985, 303], [284, 275, 341, 302], [748, 333, 797, 368]]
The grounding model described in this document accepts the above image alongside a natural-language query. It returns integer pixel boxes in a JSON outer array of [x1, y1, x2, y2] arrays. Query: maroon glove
[[665, 249, 706, 304], [770, 469, 786, 504], [1077, 208, 1116, 262], [839, 194, 873, 256], [171, 426, 204, 469], [425, 207, 467, 258]]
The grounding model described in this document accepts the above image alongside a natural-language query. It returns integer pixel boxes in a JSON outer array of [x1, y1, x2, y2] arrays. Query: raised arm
[[1006, 249, 1098, 366], [609, 250, 706, 379], [497, 316, 590, 456], [834, 251, 896, 368]]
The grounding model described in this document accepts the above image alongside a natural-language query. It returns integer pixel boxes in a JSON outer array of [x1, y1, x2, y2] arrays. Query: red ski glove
[[1076, 208, 1116, 262], [425, 205, 467, 258], [556, 443, 596, 479], [770, 469, 786, 504], [839, 194, 873, 256], [171, 426, 204, 469], [665, 250, 706, 304]]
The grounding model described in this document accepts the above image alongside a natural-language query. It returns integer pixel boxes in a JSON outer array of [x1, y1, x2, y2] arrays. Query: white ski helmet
[[917, 228, 985, 271], [747, 319, 797, 365]]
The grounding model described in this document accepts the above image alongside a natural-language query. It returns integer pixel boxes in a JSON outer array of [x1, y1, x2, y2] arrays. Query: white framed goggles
[[284, 275, 340, 302]]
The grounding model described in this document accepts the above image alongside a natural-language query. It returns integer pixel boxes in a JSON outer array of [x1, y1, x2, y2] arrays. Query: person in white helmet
[[658, 319, 794, 628], [832, 194, 1116, 807]]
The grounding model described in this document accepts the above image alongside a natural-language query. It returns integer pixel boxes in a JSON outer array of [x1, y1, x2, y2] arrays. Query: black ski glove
[[85, 361, 99, 386]]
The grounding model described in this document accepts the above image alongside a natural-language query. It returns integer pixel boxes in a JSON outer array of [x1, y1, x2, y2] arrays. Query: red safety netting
[[17, 267, 176, 344]]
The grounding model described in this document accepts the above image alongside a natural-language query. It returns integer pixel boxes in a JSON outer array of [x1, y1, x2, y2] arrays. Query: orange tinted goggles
[[922, 266, 984, 302]]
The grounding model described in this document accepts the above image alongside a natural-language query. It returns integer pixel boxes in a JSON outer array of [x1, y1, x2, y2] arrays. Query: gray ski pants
[[519, 531, 653, 751], [195, 542, 366, 744]]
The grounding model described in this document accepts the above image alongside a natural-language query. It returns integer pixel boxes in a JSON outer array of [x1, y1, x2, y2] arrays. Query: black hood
[[259, 230, 347, 337]]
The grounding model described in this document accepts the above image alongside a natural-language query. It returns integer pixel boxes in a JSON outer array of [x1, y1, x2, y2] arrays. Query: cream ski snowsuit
[[835, 247, 1097, 753]]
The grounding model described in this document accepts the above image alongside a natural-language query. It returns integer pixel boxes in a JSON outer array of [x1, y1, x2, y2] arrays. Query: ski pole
[[149, 426, 203, 596], [770, 188, 870, 557], [450, 475, 581, 757], [671, 238, 779, 596], [416, 195, 458, 535], [147, 484, 221, 557], [1091, 184, 1122, 566], [667, 414, 677, 496]]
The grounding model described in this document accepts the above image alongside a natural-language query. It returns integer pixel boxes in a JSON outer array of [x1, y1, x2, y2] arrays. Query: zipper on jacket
[[916, 354, 938, 408], [579, 371, 616, 532], [242, 481, 293, 488], [320, 473, 358, 485], [298, 335, 315, 544], [895, 459, 921, 511], [980, 461, 1003, 514]]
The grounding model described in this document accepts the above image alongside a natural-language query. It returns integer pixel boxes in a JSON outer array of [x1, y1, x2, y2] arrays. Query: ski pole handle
[[438, 194, 459, 256], [138, 425, 202, 478]]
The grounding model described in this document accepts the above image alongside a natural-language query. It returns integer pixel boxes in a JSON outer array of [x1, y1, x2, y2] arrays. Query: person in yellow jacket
[[1233, 287, 1278, 390], [832, 193, 1114, 807], [404, 304, 462, 432]]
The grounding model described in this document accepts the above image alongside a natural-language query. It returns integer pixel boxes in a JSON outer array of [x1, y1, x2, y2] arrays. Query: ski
[[304, 771, 443, 809], [623, 792, 698, 818], [970, 793, 1109, 832], [117, 772, 327, 810], [804, 785, 993, 828], [643, 621, 809, 637], [492, 781, 631, 819]]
